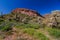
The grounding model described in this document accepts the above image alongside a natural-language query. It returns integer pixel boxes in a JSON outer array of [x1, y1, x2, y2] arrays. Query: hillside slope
[[0, 8, 60, 40]]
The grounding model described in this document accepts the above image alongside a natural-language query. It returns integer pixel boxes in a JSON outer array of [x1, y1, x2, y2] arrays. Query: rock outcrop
[[12, 8, 43, 17], [44, 10, 60, 28]]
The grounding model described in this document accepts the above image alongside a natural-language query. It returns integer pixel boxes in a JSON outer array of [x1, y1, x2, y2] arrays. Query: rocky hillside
[[43, 10, 60, 28], [0, 8, 60, 40], [0, 8, 60, 28], [0, 8, 44, 26]]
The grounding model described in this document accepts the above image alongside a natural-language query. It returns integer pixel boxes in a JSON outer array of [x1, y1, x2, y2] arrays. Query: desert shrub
[[0, 19, 5, 24], [22, 28, 35, 35], [34, 31, 49, 40], [29, 23, 40, 29], [15, 23, 40, 29], [20, 23, 40, 29], [0, 22, 13, 31], [0, 25, 11, 31], [0, 19, 4, 22], [22, 28, 49, 40], [47, 28, 60, 38]]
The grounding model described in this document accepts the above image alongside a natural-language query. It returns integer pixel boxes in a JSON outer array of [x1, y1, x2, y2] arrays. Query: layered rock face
[[12, 8, 43, 17]]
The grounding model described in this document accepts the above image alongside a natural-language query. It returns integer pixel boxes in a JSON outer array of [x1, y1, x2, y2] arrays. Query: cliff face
[[12, 8, 42, 17]]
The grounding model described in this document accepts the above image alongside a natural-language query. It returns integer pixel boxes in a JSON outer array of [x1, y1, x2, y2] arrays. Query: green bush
[[22, 28, 49, 40], [0, 22, 13, 31], [47, 28, 60, 38], [34, 31, 49, 40], [29, 23, 40, 29], [22, 28, 35, 35], [15, 23, 40, 29]]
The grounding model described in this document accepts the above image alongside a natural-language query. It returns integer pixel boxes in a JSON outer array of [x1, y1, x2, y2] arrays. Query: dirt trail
[[37, 28, 57, 40]]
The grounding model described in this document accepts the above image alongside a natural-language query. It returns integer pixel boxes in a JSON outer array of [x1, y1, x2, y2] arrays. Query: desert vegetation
[[0, 9, 60, 40]]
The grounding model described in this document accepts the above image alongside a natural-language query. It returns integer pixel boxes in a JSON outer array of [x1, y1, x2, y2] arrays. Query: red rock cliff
[[12, 8, 43, 17]]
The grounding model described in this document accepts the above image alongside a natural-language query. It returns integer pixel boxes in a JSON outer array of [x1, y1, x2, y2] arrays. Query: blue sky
[[0, 0, 60, 15]]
